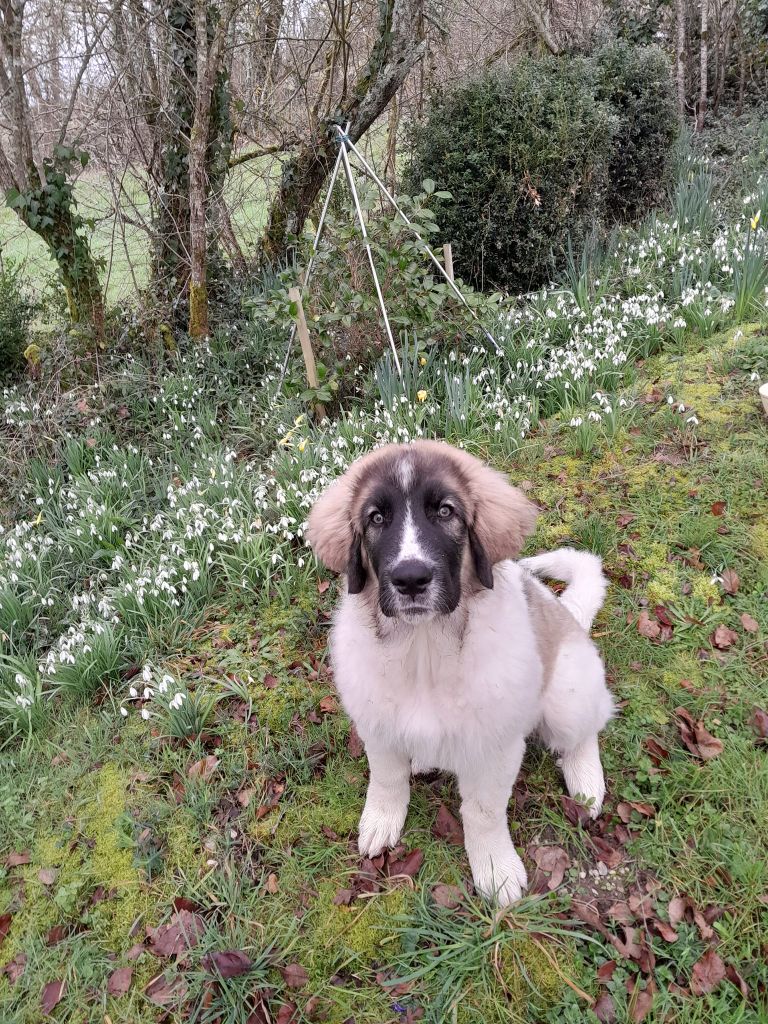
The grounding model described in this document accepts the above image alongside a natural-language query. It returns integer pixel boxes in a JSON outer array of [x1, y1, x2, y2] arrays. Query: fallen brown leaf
[[2, 953, 26, 984], [628, 977, 655, 1022], [263, 673, 278, 689], [751, 707, 768, 740], [318, 695, 338, 714], [725, 963, 749, 999], [710, 501, 726, 516], [712, 624, 738, 650], [317, 579, 330, 594], [561, 794, 591, 827], [719, 569, 740, 595], [5, 850, 31, 869], [347, 723, 364, 759], [202, 950, 253, 979], [637, 611, 661, 640], [38, 868, 58, 886], [531, 845, 570, 890], [281, 963, 309, 989], [275, 1002, 298, 1024], [187, 755, 219, 780], [593, 991, 616, 1023], [255, 778, 285, 819], [431, 884, 463, 909], [433, 804, 464, 845], [674, 707, 724, 760], [690, 948, 726, 996], [387, 848, 424, 879], [643, 736, 671, 766], [0, 913, 11, 946], [596, 961, 617, 983], [616, 801, 655, 823], [107, 967, 133, 996], [147, 910, 205, 957], [41, 979, 66, 1015], [741, 613, 759, 633], [145, 972, 187, 1006]]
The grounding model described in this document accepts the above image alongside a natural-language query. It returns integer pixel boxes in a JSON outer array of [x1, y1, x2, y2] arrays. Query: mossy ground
[[1, 326, 767, 1022]]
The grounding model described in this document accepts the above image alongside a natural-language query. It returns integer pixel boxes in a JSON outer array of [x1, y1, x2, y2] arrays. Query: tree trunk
[[385, 90, 399, 189], [259, 0, 426, 266], [713, 21, 732, 113], [187, 0, 235, 339], [675, 0, 687, 116], [188, 118, 211, 339], [696, 0, 708, 132], [737, 40, 746, 115]]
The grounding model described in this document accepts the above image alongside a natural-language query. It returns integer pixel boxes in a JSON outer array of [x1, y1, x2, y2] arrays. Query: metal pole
[[337, 133, 402, 377], [278, 134, 347, 386], [334, 126, 503, 356]]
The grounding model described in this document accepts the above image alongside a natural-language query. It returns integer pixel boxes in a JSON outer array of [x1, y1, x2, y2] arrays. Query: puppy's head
[[308, 441, 536, 623]]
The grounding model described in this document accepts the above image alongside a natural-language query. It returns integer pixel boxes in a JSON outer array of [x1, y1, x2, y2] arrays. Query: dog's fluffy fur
[[308, 440, 613, 906]]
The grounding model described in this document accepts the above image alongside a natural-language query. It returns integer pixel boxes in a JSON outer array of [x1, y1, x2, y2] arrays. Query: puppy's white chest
[[331, 580, 542, 771]]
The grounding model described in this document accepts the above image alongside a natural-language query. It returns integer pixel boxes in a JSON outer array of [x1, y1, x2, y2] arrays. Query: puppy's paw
[[357, 798, 408, 858], [471, 847, 528, 908]]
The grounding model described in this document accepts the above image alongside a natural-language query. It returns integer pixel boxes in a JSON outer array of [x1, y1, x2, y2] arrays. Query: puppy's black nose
[[391, 559, 434, 598]]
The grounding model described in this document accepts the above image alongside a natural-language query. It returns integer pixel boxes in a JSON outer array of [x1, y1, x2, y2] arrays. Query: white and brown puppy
[[308, 440, 613, 906]]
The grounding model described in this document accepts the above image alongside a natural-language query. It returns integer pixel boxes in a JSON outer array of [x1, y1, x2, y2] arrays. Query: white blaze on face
[[397, 456, 414, 493], [396, 504, 426, 565], [393, 455, 430, 569]]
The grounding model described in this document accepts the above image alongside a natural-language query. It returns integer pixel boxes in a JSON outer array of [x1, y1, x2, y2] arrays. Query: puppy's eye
[[437, 504, 453, 519], [369, 511, 384, 526]]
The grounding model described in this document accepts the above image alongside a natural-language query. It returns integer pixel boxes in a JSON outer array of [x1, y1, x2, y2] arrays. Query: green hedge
[[404, 46, 678, 293], [594, 41, 679, 220]]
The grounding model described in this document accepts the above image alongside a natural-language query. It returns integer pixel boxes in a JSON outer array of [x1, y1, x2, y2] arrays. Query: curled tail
[[519, 548, 607, 631]]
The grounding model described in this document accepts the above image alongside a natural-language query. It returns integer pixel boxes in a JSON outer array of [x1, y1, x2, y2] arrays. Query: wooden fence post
[[288, 286, 326, 422], [442, 243, 454, 282]]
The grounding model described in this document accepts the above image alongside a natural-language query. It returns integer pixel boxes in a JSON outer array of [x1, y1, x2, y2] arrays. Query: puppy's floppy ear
[[346, 534, 367, 594], [470, 463, 537, 568], [307, 474, 355, 574]]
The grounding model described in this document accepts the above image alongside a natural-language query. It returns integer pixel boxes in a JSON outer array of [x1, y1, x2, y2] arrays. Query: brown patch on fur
[[307, 441, 537, 581], [522, 573, 583, 686]]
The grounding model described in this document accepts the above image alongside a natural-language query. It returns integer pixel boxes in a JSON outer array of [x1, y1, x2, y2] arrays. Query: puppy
[[308, 440, 613, 906]]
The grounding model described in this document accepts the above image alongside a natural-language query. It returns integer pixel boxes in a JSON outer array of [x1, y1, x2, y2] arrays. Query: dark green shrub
[[403, 57, 618, 294], [0, 261, 36, 384], [594, 40, 679, 220]]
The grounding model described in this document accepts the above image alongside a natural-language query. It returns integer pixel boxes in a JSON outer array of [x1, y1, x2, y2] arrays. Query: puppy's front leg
[[357, 738, 411, 857], [458, 738, 527, 907]]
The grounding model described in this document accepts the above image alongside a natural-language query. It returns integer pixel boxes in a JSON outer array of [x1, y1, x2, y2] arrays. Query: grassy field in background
[[0, 161, 276, 304], [1, 323, 767, 1023]]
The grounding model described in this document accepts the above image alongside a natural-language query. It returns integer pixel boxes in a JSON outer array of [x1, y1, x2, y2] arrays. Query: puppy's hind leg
[[539, 641, 613, 819]]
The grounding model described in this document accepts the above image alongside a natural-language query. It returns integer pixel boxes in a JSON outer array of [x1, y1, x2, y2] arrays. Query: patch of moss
[[163, 810, 203, 875], [250, 675, 311, 733], [691, 575, 720, 604], [456, 936, 574, 1023], [83, 765, 150, 949], [646, 566, 683, 605], [751, 521, 768, 563], [252, 756, 365, 844], [308, 881, 409, 979]]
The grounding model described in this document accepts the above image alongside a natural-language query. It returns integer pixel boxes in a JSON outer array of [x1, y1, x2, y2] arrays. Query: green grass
[[1, 324, 767, 1022], [0, 161, 276, 303]]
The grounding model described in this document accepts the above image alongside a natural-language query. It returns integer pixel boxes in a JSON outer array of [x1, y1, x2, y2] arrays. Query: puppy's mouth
[[378, 578, 457, 622]]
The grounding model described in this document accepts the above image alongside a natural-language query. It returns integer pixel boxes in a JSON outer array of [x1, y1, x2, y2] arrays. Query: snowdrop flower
[[120, 706, 128, 717], [686, 415, 699, 426], [141, 708, 151, 720], [129, 686, 138, 698]]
